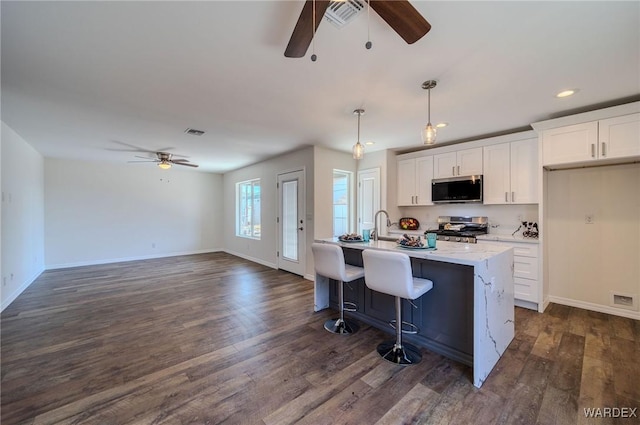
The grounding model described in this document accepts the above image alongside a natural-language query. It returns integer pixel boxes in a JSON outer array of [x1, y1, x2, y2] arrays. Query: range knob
[[455, 237, 461, 242], [444, 236, 450, 241]]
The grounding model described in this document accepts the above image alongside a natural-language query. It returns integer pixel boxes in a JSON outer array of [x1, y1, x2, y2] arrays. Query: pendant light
[[421, 80, 437, 145], [352, 109, 365, 160]]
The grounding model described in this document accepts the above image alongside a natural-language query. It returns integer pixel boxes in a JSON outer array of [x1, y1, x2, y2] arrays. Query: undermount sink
[[375, 236, 399, 242]]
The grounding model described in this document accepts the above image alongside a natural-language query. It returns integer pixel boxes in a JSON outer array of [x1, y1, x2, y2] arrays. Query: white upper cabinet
[[482, 143, 511, 204], [542, 113, 640, 166], [483, 139, 538, 204], [509, 138, 538, 204], [397, 156, 434, 206], [433, 147, 483, 178], [598, 113, 640, 159]]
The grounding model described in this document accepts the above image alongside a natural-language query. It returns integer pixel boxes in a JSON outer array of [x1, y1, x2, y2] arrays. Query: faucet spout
[[373, 210, 390, 241]]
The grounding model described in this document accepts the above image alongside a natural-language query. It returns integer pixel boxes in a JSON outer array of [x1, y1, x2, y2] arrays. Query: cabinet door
[[433, 152, 457, 178], [482, 143, 511, 204], [457, 147, 483, 176], [542, 122, 598, 166], [415, 156, 434, 205], [397, 158, 417, 206], [510, 138, 538, 204], [598, 113, 640, 159]]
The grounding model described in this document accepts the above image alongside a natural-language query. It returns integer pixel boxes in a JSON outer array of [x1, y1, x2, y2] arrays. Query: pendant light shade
[[421, 80, 437, 145], [352, 109, 365, 160]]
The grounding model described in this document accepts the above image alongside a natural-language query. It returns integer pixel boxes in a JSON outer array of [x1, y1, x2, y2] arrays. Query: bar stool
[[362, 249, 433, 365], [312, 242, 364, 335]]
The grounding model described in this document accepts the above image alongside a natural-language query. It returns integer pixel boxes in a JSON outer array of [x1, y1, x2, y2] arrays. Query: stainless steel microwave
[[431, 175, 483, 204]]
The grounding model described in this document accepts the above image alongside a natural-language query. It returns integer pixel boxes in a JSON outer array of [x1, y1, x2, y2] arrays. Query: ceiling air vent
[[324, 0, 366, 29], [184, 128, 205, 136]]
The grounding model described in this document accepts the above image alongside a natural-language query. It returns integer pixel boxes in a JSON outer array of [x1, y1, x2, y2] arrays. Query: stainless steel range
[[424, 216, 488, 244]]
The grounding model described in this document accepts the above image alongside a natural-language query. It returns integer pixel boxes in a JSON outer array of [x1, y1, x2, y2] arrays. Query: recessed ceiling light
[[365, 141, 375, 146], [556, 89, 579, 98], [436, 122, 448, 128]]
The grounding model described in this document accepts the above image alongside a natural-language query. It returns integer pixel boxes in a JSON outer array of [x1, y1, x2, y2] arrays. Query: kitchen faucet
[[372, 210, 391, 241]]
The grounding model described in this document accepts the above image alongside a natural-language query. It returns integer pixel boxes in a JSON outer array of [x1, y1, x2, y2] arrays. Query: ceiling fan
[[284, 0, 431, 58], [129, 152, 199, 169]]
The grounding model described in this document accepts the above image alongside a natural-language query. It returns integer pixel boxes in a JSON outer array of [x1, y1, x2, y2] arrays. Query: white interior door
[[357, 168, 380, 234], [277, 169, 305, 276]]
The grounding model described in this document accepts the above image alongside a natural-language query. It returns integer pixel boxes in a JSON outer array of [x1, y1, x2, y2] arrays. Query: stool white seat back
[[312, 242, 364, 335], [361, 249, 433, 365], [362, 250, 433, 300], [312, 243, 364, 283]]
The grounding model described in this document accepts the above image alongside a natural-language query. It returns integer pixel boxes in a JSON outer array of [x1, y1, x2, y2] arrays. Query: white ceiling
[[2, 1, 639, 173]]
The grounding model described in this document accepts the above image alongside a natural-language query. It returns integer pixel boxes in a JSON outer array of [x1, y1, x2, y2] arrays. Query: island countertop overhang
[[316, 237, 513, 267]]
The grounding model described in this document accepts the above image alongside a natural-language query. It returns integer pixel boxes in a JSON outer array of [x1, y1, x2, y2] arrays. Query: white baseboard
[[46, 249, 223, 270], [223, 250, 277, 269], [548, 295, 640, 320], [1, 267, 44, 312], [303, 273, 315, 282]]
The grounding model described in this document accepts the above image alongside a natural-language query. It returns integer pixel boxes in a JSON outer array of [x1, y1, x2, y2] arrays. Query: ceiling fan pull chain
[[365, 0, 372, 49], [311, 0, 318, 61]]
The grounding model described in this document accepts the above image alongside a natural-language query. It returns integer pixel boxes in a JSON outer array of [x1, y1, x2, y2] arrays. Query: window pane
[[236, 179, 261, 239], [333, 171, 350, 237], [282, 180, 298, 260]]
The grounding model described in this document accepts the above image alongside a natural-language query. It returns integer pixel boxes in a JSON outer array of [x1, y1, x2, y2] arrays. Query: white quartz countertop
[[317, 237, 513, 267], [476, 234, 540, 244]]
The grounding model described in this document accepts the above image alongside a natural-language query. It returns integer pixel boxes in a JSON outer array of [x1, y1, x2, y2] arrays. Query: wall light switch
[[585, 214, 595, 224]]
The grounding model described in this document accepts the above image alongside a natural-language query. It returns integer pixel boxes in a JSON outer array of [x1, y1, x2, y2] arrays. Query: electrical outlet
[[151, 242, 156, 249], [517, 214, 523, 222], [585, 214, 595, 224]]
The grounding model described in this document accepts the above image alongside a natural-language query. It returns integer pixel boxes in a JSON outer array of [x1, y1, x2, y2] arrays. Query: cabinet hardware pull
[[452, 166, 455, 176], [602, 142, 606, 157], [505, 192, 508, 202], [512, 192, 515, 202], [415, 196, 418, 204], [457, 165, 460, 175], [591, 143, 595, 158]]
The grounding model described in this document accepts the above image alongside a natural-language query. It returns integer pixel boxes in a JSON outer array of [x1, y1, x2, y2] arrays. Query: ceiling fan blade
[[171, 158, 191, 163], [369, 0, 431, 44], [127, 160, 158, 163], [284, 0, 331, 58], [171, 161, 199, 168]]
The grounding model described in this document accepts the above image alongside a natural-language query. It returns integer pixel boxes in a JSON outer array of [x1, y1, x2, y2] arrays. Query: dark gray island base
[[313, 238, 514, 387], [329, 247, 474, 367]]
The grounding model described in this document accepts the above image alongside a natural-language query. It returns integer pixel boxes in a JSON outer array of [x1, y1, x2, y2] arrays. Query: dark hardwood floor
[[1, 252, 638, 424]]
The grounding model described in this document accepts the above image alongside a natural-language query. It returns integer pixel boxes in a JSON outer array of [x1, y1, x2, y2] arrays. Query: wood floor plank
[[2, 252, 639, 425]]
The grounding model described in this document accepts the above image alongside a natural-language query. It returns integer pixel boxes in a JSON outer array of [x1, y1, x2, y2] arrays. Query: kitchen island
[[313, 238, 514, 388]]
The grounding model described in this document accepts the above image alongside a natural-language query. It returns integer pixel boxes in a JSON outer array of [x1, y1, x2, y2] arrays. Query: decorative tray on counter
[[338, 233, 364, 243], [397, 244, 436, 251]]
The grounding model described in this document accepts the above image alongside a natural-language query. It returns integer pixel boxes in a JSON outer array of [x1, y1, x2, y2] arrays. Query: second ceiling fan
[[284, 0, 432, 58]]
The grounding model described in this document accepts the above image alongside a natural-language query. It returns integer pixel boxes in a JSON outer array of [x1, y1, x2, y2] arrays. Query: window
[[236, 179, 261, 239], [333, 170, 352, 237]]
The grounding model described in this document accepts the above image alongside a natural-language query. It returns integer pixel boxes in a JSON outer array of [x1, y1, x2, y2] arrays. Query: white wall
[[313, 146, 357, 239], [44, 158, 223, 268], [223, 147, 316, 277], [1, 122, 45, 311], [546, 163, 640, 319]]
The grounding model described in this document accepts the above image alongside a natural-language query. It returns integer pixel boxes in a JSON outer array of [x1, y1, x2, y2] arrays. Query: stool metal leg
[[324, 280, 359, 335], [377, 296, 422, 365]]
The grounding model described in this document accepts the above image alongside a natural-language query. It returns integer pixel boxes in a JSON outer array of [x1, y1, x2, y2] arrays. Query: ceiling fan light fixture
[[158, 161, 172, 170], [352, 108, 365, 160], [421, 80, 438, 145]]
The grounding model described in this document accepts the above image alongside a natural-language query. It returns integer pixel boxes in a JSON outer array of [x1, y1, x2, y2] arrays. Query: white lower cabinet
[[478, 239, 540, 310]]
